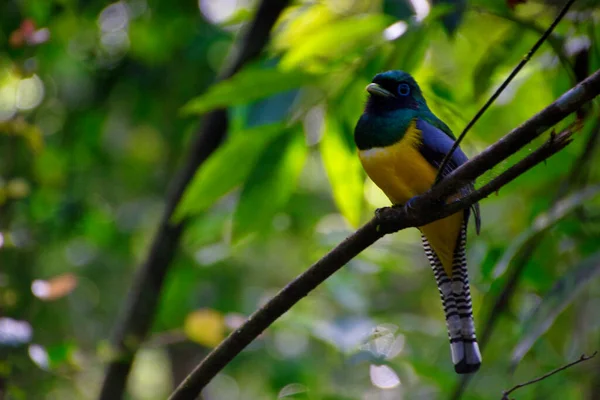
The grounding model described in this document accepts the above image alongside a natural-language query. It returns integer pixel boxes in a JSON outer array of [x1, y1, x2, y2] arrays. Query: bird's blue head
[[355, 70, 433, 150], [364, 70, 428, 115]]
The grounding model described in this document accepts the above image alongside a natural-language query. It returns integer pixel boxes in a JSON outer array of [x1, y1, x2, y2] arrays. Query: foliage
[[1, 0, 600, 399]]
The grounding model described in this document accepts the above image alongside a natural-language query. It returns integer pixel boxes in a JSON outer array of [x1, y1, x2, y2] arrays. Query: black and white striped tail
[[422, 223, 482, 374]]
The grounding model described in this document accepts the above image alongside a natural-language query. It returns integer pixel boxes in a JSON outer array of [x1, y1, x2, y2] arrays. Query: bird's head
[[364, 70, 428, 114]]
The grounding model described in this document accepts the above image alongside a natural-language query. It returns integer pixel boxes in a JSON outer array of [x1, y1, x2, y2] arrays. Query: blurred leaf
[[511, 251, 600, 366], [246, 89, 300, 128], [492, 185, 600, 279], [473, 28, 523, 100], [31, 274, 78, 301], [233, 129, 307, 240], [274, 3, 335, 51], [278, 383, 309, 398], [280, 15, 389, 70], [184, 309, 225, 347], [321, 116, 364, 226], [173, 124, 286, 222], [431, 0, 466, 35], [385, 24, 429, 72], [5, 178, 30, 199], [0, 318, 32, 347], [46, 342, 76, 369], [181, 68, 317, 115]]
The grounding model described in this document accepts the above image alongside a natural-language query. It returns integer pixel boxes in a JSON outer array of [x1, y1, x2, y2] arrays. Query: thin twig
[[97, 2, 291, 399], [167, 69, 600, 400], [435, 0, 577, 184], [501, 352, 598, 399]]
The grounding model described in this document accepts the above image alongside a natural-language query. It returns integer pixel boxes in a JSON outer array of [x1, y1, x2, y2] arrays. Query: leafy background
[[1, 0, 600, 399]]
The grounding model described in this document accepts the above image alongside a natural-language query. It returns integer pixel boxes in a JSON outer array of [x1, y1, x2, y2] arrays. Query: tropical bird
[[354, 70, 482, 374]]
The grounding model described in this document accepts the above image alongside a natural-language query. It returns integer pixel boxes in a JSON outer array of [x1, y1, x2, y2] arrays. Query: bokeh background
[[1, 0, 600, 399]]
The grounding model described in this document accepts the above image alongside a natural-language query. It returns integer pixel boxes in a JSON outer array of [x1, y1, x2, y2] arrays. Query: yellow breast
[[358, 120, 464, 275], [358, 121, 436, 204]]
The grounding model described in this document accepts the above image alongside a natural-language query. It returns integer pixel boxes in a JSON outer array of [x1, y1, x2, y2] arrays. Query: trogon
[[354, 70, 482, 374]]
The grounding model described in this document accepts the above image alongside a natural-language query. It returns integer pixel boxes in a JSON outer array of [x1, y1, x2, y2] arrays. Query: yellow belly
[[358, 121, 463, 275]]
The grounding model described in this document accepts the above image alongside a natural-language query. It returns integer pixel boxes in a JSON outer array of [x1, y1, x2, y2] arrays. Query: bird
[[354, 70, 482, 374]]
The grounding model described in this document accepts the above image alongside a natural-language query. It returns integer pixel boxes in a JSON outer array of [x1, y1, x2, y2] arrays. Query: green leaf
[[472, 28, 523, 101], [173, 124, 286, 222], [233, 130, 307, 240], [181, 68, 317, 115], [321, 116, 364, 226], [492, 186, 600, 279], [280, 15, 389, 70], [511, 251, 600, 366], [384, 23, 429, 73]]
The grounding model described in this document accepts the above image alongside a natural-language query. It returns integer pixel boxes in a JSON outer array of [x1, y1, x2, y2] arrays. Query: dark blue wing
[[416, 119, 481, 233]]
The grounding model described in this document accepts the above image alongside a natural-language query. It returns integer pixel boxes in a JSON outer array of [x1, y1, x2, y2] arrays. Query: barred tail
[[421, 223, 482, 374]]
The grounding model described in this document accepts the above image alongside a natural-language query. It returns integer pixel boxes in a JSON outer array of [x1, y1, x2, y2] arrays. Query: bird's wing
[[415, 119, 481, 233]]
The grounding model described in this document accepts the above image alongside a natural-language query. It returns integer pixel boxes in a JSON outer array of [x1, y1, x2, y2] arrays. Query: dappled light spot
[[98, 2, 131, 64], [278, 383, 308, 398], [98, 2, 129, 32], [409, 0, 430, 22], [194, 243, 229, 266], [273, 329, 308, 358], [565, 35, 591, 56], [184, 309, 225, 347], [6, 178, 31, 199], [100, 31, 130, 56], [224, 313, 246, 330], [31, 274, 78, 301], [28, 344, 49, 370], [313, 317, 373, 353], [362, 324, 405, 360], [0, 317, 32, 346], [202, 373, 239, 400], [199, 0, 242, 24], [129, 348, 172, 400], [383, 21, 408, 41], [370, 364, 401, 389], [16, 75, 44, 111], [303, 106, 325, 146], [0, 69, 20, 121]]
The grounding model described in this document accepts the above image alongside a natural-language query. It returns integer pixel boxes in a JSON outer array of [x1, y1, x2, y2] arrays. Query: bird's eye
[[397, 83, 410, 96]]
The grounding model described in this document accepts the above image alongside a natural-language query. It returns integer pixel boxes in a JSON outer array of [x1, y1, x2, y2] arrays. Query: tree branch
[[168, 69, 600, 400], [97, 2, 291, 399], [501, 352, 597, 399]]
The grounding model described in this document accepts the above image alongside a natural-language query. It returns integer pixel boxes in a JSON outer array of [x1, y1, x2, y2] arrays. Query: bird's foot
[[374, 204, 404, 234]]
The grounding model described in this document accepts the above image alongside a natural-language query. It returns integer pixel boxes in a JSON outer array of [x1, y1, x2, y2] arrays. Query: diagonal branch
[[167, 69, 600, 400], [97, 2, 291, 399], [501, 352, 597, 400]]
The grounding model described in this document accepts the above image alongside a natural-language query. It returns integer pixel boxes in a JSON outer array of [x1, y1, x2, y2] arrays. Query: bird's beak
[[366, 83, 394, 98]]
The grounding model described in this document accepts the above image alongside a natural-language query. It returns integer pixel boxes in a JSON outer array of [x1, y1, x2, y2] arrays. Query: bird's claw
[[375, 204, 405, 234]]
